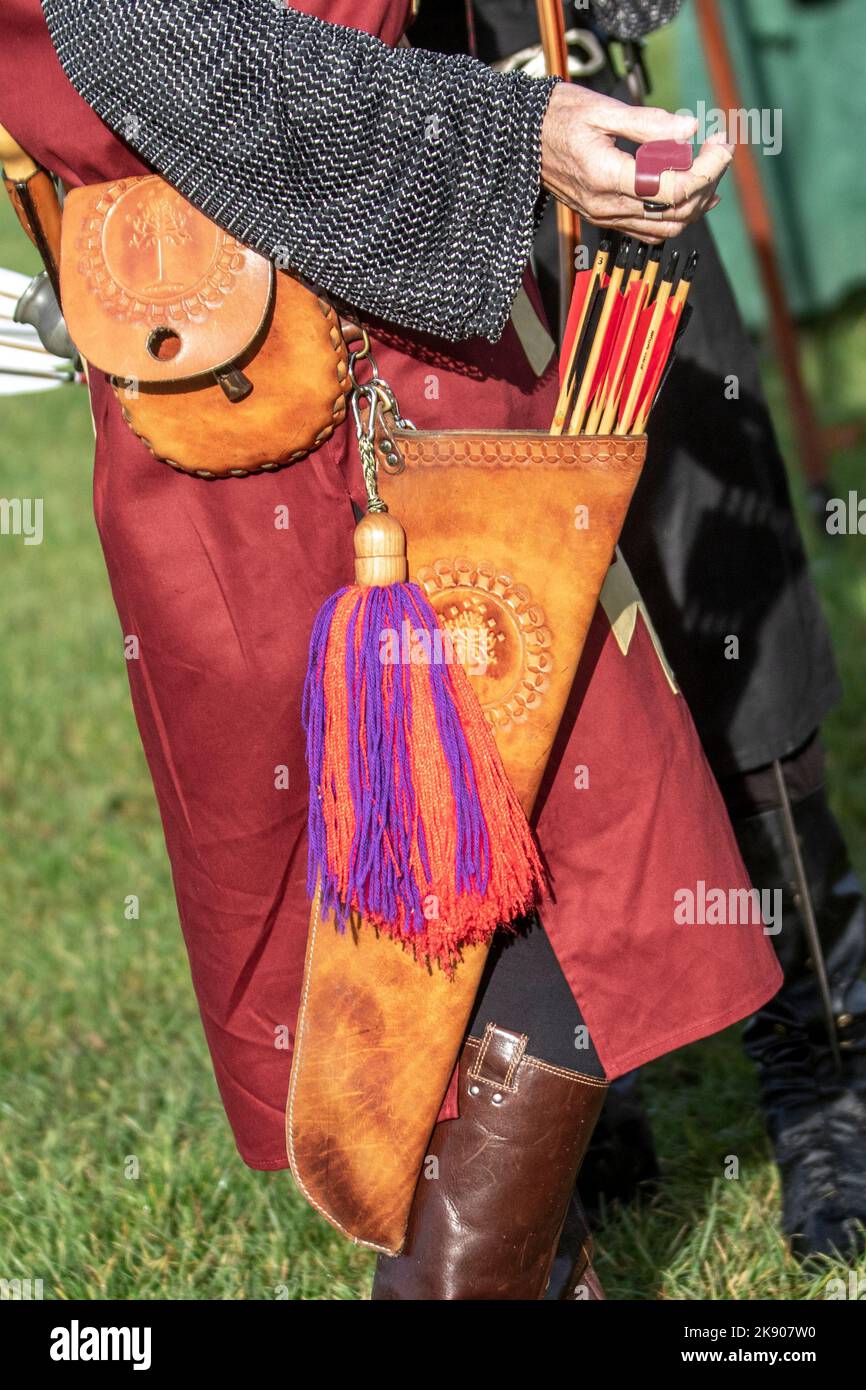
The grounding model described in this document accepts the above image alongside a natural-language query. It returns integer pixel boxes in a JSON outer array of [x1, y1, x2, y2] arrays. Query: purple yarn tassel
[[303, 582, 492, 934]]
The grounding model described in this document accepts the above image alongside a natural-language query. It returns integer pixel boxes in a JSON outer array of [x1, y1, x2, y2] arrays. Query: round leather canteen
[[61, 176, 350, 477], [114, 271, 350, 478]]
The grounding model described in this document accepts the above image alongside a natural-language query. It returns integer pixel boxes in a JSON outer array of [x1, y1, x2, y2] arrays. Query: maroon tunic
[[0, 0, 780, 1171]]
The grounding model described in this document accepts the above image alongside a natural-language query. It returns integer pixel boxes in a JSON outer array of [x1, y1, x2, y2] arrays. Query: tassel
[[303, 511, 543, 970]]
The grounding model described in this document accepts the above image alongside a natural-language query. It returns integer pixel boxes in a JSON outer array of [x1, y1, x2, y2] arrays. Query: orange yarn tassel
[[304, 580, 544, 970]]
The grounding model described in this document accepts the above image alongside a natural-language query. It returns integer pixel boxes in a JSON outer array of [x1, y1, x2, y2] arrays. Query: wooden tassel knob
[[354, 511, 408, 586]]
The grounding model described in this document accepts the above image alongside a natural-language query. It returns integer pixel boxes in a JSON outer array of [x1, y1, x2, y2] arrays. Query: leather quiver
[[287, 428, 647, 1254], [60, 175, 349, 477]]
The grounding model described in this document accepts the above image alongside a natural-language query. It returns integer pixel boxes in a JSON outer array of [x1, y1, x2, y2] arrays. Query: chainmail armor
[[589, 0, 683, 40], [41, 0, 557, 344]]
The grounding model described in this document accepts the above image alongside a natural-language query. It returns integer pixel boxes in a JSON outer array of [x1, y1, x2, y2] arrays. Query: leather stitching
[[467, 1022, 529, 1092], [109, 262, 349, 479], [525, 1057, 609, 1086], [397, 432, 646, 471], [285, 892, 398, 1257], [465, 1034, 524, 1093], [503, 1033, 528, 1088], [468, 1021, 496, 1081], [464, 1032, 608, 1089], [469, 1074, 521, 1094]]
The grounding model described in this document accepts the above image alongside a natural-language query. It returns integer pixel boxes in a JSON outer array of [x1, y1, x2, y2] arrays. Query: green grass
[[1, 203, 865, 1301]]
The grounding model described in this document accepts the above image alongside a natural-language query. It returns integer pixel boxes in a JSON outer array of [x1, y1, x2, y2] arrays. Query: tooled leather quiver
[[287, 427, 647, 1254]]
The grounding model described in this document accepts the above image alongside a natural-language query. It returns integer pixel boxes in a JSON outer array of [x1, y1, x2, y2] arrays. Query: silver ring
[[642, 200, 670, 220]]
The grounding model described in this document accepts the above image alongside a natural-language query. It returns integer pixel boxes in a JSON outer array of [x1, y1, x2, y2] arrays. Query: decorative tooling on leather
[[67, 176, 272, 381], [416, 559, 553, 731], [387, 431, 646, 470], [287, 432, 648, 1252], [79, 177, 256, 321], [61, 176, 350, 477], [382, 431, 647, 811]]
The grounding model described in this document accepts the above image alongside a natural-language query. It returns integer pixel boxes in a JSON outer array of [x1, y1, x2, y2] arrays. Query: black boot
[[737, 782, 866, 1260]]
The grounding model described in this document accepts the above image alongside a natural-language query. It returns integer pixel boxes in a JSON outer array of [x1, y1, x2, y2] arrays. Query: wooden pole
[[536, 0, 581, 341]]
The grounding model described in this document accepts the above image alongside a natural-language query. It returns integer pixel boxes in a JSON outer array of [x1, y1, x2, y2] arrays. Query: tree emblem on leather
[[77, 176, 250, 321], [127, 196, 192, 296], [416, 559, 553, 730]]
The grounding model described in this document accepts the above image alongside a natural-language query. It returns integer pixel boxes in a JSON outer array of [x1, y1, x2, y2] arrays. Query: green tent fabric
[[669, 0, 866, 329]]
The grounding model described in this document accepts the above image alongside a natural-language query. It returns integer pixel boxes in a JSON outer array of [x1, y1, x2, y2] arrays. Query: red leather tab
[[634, 139, 693, 199], [436, 1058, 461, 1123]]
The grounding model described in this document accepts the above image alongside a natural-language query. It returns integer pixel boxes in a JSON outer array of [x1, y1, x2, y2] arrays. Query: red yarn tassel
[[304, 573, 545, 971]]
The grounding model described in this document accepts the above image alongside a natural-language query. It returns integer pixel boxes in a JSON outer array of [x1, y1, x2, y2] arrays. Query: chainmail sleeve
[[41, 0, 558, 343], [590, 0, 683, 40]]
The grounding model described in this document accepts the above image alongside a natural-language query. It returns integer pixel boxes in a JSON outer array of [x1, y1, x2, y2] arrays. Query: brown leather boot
[[558, 1194, 606, 1300], [371, 1022, 608, 1300]]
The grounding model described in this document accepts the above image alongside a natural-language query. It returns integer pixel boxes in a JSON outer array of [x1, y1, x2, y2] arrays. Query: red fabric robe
[[0, 0, 781, 1170]]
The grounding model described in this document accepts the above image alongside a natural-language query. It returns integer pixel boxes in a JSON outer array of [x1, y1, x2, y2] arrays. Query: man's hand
[[541, 84, 732, 243]]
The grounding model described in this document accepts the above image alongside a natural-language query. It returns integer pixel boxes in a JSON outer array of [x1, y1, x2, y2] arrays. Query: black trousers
[[468, 916, 606, 1078], [467, 732, 828, 1080]]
